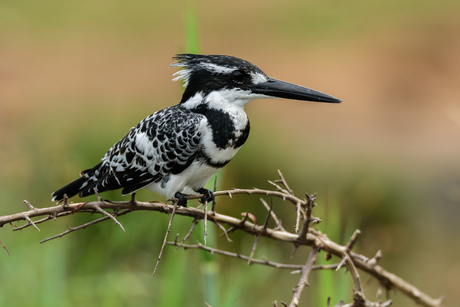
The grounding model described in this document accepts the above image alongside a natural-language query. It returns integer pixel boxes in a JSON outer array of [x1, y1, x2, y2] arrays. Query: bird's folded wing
[[104, 105, 206, 195]]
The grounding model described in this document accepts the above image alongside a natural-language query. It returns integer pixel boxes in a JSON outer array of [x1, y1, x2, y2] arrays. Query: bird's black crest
[[172, 54, 258, 70], [171, 54, 266, 104]]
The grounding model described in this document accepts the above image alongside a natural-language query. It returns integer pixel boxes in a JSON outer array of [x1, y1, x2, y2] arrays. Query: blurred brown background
[[1, 0, 459, 306]]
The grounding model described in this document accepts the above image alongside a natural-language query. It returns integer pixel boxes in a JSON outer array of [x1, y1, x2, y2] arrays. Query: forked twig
[[260, 198, 286, 232], [169, 241, 338, 272], [212, 219, 232, 244], [40, 209, 131, 244], [274, 169, 294, 195], [93, 188, 125, 232], [174, 219, 200, 252], [23, 215, 40, 232], [93, 205, 125, 232]]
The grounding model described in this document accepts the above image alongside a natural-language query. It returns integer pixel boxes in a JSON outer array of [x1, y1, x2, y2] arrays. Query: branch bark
[[0, 185, 444, 307]]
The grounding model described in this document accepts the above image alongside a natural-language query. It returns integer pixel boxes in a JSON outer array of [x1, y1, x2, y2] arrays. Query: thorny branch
[[0, 171, 444, 307], [168, 241, 342, 271]]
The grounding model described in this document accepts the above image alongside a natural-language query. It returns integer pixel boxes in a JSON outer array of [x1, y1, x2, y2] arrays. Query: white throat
[[182, 89, 273, 112]]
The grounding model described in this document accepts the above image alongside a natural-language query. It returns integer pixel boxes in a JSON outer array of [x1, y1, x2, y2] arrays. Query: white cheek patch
[[205, 89, 254, 109], [250, 72, 269, 84], [204, 88, 275, 110]]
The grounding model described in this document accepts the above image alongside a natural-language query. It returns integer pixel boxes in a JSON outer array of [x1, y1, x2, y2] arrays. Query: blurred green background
[[1, 0, 460, 306]]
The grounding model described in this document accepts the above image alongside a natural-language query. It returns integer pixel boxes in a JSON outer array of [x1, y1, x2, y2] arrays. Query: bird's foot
[[197, 188, 214, 204], [174, 192, 188, 207]]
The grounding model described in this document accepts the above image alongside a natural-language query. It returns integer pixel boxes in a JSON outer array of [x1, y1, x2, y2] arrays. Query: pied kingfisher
[[52, 54, 341, 206]]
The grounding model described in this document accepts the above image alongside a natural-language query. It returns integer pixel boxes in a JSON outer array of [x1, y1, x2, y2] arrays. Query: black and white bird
[[52, 54, 341, 206]]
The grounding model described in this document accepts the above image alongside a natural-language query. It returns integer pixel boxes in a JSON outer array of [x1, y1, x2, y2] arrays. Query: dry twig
[[168, 241, 341, 272], [260, 198, 286, 232], [0, 239, 10, 256], [174, 219, 200, 252], [152, 201, 178, 277], [289, 246, 319, 307], [0, 173, 444, 307]]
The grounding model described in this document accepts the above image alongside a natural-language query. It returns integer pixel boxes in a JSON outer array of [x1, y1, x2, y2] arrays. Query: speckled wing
[[105, 105, 204, 195], [52, 105, 206, 201]]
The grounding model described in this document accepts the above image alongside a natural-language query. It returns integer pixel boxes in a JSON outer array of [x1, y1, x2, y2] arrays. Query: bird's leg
[[174, 192, 188, 207], [196, 188, 214, 204]]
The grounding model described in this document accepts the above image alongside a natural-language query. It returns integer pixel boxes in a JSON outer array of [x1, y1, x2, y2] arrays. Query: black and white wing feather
[[51, 105, 205, 202]]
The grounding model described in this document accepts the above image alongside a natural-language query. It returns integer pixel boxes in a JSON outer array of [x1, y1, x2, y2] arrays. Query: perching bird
[[52, 54, 341, 206]]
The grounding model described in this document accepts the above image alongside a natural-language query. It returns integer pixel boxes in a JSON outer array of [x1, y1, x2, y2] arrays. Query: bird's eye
[[231, 70, 246, 84]]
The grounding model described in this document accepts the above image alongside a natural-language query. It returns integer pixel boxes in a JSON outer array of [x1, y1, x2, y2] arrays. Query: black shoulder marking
[[192, 105, 235, 149], [235, 120, 250, 148]]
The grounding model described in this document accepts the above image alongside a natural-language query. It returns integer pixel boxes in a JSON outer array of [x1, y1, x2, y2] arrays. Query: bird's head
[[170, 54, 341, 110]]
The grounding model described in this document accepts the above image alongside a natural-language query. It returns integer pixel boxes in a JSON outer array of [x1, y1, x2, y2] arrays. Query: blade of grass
[[183, 2, 220, 306], [185, 0, 200, 54], [313, 189, 352, 306]]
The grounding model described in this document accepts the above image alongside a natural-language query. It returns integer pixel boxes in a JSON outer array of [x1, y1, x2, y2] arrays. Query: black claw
[[197, 188, 214, 204], [174, 192, 188, 207]]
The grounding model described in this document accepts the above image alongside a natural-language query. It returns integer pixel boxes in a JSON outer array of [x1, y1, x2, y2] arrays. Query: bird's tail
[[51, 162, 121, 202]]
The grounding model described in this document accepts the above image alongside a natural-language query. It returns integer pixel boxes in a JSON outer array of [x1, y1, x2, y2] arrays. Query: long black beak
[[249, 78, 341, 103]]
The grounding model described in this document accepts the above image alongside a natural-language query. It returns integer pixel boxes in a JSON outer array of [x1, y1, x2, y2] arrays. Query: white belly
[[144, 160, 221, 198]]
